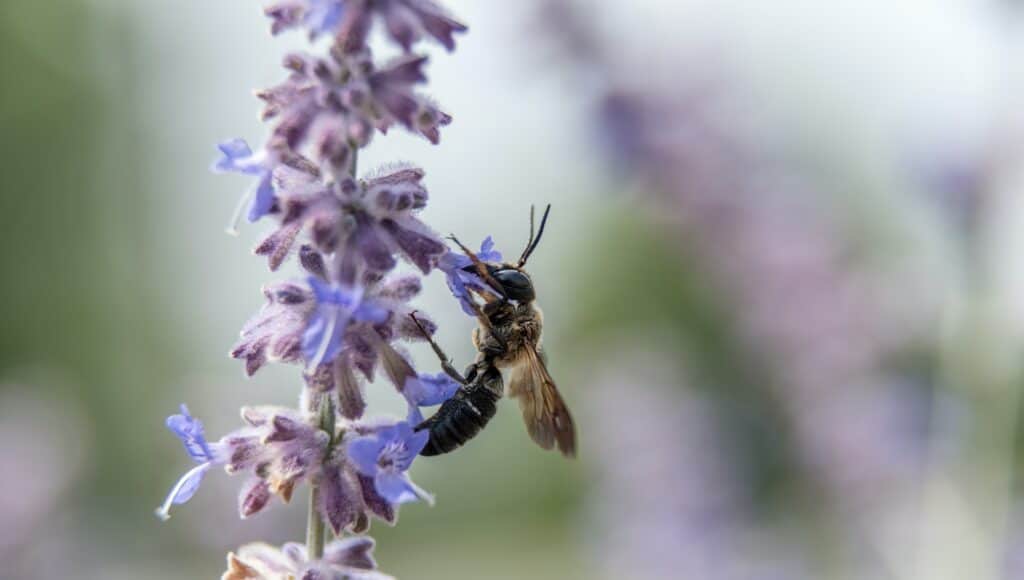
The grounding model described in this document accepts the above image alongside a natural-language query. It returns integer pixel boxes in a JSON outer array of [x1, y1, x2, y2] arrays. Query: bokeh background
[[4, 1, 1024, 579]]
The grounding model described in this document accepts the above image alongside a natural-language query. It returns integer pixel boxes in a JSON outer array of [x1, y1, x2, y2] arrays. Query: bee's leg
[[409, 312, 467, 385], [448, 234, 508, 302], [463, 361, 479, 384]]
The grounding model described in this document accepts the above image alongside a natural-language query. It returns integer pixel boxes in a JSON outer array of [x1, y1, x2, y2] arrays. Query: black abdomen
[[416, 366, 502, 456]]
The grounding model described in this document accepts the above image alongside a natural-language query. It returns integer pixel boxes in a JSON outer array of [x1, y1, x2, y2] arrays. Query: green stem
[[307, 476, 325, 559], [307, 143, 358, 558], [306, 393, 335, 559]]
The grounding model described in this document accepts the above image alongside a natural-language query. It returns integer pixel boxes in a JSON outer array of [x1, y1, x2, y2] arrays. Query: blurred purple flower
[[439, 235, 501, 316], [224, 537, 392, 580], [542, 2, 940, 575], [348, 422, 432, 505], [583, 354, 810, 580], [264, 0, 467, 52]]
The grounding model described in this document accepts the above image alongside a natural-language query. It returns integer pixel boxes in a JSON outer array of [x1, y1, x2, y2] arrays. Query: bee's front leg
[[410, 312, 468, 385]]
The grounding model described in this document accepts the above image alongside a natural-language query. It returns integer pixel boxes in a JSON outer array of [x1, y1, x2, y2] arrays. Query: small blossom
[[348, 421, 433, 506], [213, 139, 276, 227], [232, 281, 316, 376], [303, 276, 389, 367], [403, 372, 459, 423], [223, 537, 392, 580], [157, 405, 330, 521], [318, 459, 365, 534], [439, 236, 502, 316], [156, 405, 223, 521]]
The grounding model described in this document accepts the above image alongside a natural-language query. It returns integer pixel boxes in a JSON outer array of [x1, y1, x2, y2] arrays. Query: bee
[[411, 205, 577, 457]]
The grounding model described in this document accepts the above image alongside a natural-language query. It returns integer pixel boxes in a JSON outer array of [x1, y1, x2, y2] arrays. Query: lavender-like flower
[[161, 0, 467, 573]]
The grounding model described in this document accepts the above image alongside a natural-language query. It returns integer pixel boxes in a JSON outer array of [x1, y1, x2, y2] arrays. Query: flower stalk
[[307, 392, 335, 560], [157, 2, 470, 577]]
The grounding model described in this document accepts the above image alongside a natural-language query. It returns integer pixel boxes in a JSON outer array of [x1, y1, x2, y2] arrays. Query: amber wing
[[508, 347, 577, 457]]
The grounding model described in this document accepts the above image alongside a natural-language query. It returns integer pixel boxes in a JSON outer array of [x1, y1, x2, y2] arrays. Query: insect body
[[412, 206, 577, 457], [416, 364, 502, 456]]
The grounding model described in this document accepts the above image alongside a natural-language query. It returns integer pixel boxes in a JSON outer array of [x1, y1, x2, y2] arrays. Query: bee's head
[[490, 204, 549, 303], [459, 262, 536, 303], [492, 268, 535, 303], [458, 205, 550, 304]]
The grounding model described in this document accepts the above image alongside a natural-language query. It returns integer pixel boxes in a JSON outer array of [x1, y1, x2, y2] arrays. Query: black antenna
[[518, 204, 551, 267], [518, 205, 536, 265]]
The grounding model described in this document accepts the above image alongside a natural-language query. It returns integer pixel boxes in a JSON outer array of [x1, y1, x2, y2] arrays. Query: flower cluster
[[159, 0, 467, 575]]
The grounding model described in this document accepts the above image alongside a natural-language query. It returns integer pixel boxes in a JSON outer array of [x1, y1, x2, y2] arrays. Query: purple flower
[[234, 272, 440, 418], [439, 236, 502, 316], [264, 0, 467, 53], [157, 405, 331, 521], [232, 281, 315, 376], [241, 407, 332, 506], [213, 139, 276, 226], [264, 0, 346, 38], [403, 372, 459, 423], [180, 0, 470, 572], [251, 165, 444, 274], [348, 422, 433, 505], [303, 276, 389, 367], [156, 405, 223, 521], [304, 0, 345, 37]]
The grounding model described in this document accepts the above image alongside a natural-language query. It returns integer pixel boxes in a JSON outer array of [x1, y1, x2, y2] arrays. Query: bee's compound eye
[[493, 269, 535, 302]]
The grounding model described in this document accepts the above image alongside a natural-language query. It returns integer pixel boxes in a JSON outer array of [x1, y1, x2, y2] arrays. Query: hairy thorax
[[473, 301, 543, 367]]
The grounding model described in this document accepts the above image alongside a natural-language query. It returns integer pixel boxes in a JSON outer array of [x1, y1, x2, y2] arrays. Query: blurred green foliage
[[0, 0, 190, 560], [566, 209, 803, 511]]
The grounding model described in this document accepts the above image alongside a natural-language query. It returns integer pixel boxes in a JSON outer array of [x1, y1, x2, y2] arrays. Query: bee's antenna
[[449, 234, 509, 301], [519, 205, 536, 265], [518, 204, 551, 267]]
